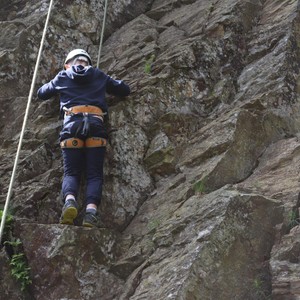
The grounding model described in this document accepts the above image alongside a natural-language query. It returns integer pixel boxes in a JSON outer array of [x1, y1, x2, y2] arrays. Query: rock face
[[1, 0, 300, 299]]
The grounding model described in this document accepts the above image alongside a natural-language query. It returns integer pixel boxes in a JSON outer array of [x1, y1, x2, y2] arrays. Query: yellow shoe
[[60, 200, 78, 225]]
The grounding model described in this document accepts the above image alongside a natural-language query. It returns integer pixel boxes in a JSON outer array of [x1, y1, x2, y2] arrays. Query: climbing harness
[[0, 0, 55, 244], [62, 105, 107, 148], [97, 0, 108, 68], [63, 105, 107, 137]]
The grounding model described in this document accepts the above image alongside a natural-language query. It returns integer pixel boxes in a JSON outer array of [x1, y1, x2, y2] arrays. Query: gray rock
[[1, 0, 300, 298]]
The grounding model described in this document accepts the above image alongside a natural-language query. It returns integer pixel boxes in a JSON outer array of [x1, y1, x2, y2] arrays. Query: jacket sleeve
[[37, 76, 59, 100], [106, 76, 130, 97]]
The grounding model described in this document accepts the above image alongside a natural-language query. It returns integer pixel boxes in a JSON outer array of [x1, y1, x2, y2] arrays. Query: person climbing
[[37, 49, 130, 227]]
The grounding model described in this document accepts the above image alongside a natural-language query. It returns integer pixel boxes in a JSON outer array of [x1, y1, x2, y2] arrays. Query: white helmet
[[64, 49, 92, 65]]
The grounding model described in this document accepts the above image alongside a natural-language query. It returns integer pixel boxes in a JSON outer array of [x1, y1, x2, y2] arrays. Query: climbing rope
[[0, 0, 55, 244], [96, 0, 108, 68]]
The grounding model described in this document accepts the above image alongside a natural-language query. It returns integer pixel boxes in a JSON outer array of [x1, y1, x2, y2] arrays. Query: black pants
[[60, 116, 108, 206]]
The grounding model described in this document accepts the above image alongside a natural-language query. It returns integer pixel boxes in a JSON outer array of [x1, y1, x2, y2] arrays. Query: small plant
[[5, 238, 22, 248], [1, 210, 32, 292], [253, 278, 262, 290], [10, 252, 32, 291], [1, 209, 14, 250], [193, 177, 207, 194], [208, 3, 215, 13], [0, 209, 13, 234], [5, 239, 32, 291], [252, 277, 271, 300], [288, 210, 299, 230], [144, 54, 155, 74], [147, 219, 160, 232]]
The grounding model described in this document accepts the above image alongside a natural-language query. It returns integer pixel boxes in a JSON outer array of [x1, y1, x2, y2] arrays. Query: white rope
[[0, 0, 54, 244], [96, 0, 109, 68]]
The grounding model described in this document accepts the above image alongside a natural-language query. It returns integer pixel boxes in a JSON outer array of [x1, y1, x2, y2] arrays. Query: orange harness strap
[[60, 138, 85, 148], [85, 137, 107, 148], [60, 137, 107, 148], [64, 105, 104, 116]]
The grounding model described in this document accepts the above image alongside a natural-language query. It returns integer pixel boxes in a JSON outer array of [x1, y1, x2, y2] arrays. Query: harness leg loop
[[60, 138, 85, 149], [85, 137, 107, 148]]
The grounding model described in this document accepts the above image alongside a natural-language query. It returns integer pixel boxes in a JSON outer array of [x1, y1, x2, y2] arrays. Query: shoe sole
[[60, 207, 78, 225], [82, 221, 95, 228]]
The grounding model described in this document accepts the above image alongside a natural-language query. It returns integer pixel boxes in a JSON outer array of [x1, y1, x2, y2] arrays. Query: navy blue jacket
[[37, 65, 130, 113]]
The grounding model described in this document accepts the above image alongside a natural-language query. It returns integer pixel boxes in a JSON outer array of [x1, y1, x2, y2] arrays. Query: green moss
[[144, 54, 156, 74], [288, 209, 299, 230], [193, 177, 207, 194]]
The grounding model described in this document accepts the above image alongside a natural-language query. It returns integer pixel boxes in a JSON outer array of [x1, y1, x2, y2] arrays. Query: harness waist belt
[[60, 137, 107, 148], [65, 105, 104, 116]]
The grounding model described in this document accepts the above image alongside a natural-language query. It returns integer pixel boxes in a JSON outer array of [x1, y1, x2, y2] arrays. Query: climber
[[37, 49, 130, 227]]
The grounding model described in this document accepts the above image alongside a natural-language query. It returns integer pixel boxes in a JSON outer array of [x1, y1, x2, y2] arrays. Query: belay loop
[[76, 113, 90, 137]]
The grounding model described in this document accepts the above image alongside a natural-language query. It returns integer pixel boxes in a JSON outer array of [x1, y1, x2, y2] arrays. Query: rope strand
[[0, 0, 54, 244], [96, 0, 108, 68]]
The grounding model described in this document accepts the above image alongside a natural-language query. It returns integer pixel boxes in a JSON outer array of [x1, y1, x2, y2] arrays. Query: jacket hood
[[66, 65, 94, 84]]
